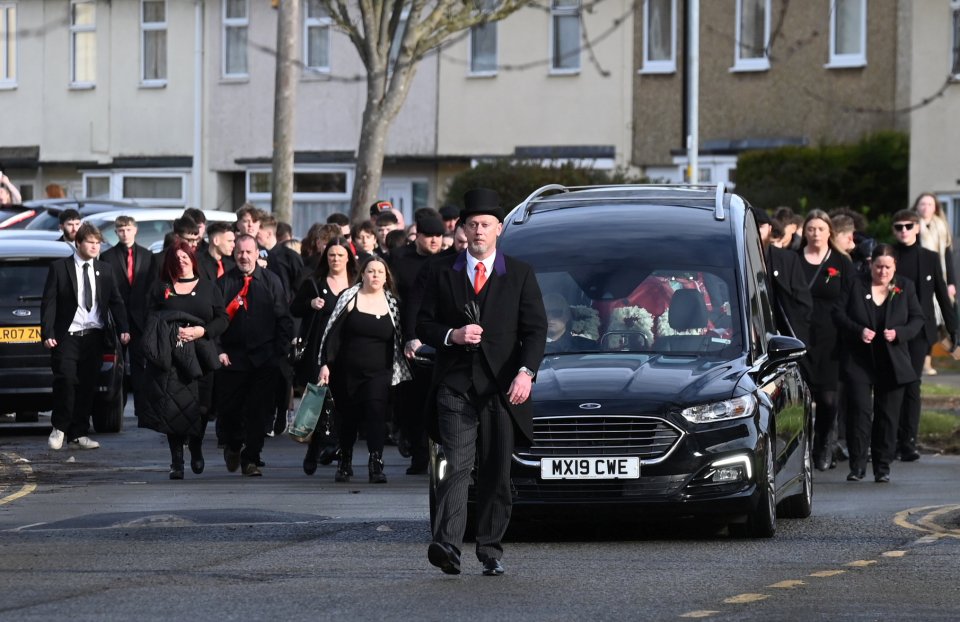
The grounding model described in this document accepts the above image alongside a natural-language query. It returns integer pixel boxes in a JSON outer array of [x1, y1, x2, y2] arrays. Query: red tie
[[126, 247, 134, 285], [474, 262, 487, 294], [216, 259, 224, 278], [226, 275, 252, 320]]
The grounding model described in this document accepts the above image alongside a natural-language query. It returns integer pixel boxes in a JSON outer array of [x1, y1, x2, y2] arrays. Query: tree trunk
[[271, 0, 299, 225], [350, 80, 394, 224]]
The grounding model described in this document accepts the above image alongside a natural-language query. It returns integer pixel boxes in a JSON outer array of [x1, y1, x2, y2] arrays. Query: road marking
[[679, 611, 719, 618], [893, 504, 960, 538], [882, 550, 907, 558], [845, 560, 877, 567], [723, 594, 768, 604], [767, 580, 805, 589], [0, 451, 37, 507], [809, 570, 845, 577]]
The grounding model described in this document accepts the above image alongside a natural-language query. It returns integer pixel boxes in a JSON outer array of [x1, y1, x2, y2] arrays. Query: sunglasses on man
[[892, 222, 915, 232]]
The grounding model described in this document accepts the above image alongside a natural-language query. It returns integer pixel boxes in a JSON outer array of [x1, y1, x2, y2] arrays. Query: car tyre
[[730, 438, 776, 538], [92, 390, 125, 433], [15, 411, 39, 423], [778, 424, 813, 519]]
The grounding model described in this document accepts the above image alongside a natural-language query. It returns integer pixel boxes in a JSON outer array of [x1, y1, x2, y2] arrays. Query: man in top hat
[[417, 187, 547, 577]]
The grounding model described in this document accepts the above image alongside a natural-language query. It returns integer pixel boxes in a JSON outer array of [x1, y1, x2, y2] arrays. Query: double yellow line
[[0, 451, 36, 506], [893, 504, 960, 539]]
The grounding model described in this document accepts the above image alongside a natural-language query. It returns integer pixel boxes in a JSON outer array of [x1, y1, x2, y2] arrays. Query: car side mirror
[[766, 334, 806, 364]]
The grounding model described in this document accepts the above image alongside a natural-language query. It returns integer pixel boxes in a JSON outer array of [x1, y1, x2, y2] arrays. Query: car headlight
[[681, 395, 757, 424]]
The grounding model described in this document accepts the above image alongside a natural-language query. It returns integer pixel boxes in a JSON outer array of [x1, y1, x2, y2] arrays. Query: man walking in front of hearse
[[417, 188, 547, 577], [41, 223, 130, 451]]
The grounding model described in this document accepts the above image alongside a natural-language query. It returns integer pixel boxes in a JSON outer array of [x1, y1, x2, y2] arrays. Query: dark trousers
[[401, 369, 431, 465], [127, 332, 146, 416], [51, 331, 104, 440], [215, 365, 278, 465], [811, 387, 838, 467], [897, 336, 929, 453], [433, 385, 513, 562], [846, 380, 904, 477], [337, 392, 388, 456]]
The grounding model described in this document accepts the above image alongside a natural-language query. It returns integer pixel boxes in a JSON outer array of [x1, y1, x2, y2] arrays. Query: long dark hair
[[314, 237, 357, 283], [160, 240, 198, 284]]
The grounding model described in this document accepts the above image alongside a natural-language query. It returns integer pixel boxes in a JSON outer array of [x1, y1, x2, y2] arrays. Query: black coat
[[833, 275, 924, 386], [766, 246, 812, 345], [417, 251, 547, 443], [217, 266, 294, 370], [389, 244, 436, 343], [197, 250, 235, 283], [40, 256, 130, 346], [894, 242, 957, 346], [99, 243, 157, 336]]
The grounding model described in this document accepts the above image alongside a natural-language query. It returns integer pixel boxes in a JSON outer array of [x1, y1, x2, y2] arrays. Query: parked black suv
[[0, 239, 126, 431], [428, 184, 812, 538]]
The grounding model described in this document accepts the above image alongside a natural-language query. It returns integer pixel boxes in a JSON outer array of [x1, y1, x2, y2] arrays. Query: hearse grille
[[519, 415, 682, 461]]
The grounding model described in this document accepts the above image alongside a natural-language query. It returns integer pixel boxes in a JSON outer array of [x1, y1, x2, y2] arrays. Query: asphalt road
[[1, 405, 959, 622]]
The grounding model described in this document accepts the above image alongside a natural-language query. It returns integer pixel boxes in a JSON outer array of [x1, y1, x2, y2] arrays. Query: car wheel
[[778, 426, 813, 519], [92, 390, 125, 433], [15, 411, 39, 423], [730, 439, 776, 538]]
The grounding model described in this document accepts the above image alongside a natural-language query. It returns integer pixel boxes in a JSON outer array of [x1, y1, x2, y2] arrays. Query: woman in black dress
[[797, 209, 855, 471], [318, 256, 412, 483], [833, 245, 924, 482], [141, 241, 228, 479], [291, 237, 356, 473]]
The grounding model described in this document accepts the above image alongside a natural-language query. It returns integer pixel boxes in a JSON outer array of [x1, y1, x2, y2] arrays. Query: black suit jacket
[[894, 242, 957, 346], [99, 243, 157, 335], [197, 250, 235, 284], [217, 266, 294, 370], [766, 245, 813, 345], [417, 250, 547, 442], [40, 256, 130, 343], [833, 275, 924, 386]]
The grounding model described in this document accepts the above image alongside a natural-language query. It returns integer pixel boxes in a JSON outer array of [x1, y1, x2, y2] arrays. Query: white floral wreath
[[569, 305, 601, 340], [608, 306, 655, 343]]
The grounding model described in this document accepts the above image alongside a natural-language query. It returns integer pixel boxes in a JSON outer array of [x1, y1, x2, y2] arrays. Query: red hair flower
[[825, 267, 840, 283]]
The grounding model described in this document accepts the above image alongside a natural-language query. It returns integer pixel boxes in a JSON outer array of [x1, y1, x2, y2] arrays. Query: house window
[[641, 0, 676, 74], [85, 175, 110, 199], [70, 0, 96, 86], [469, 0, 498, 75], [733, 0, 770, 72], [304, 0, 330, 73], [551, 0, 580, 73], [0, 3, 16, 88], [247, 166, 354, 236], [952, 1, 960, 77], [223, 0, 248, 78], [827, 0, 866, 68], [83, 171, 188, 206], [141, 0, 167, 85]]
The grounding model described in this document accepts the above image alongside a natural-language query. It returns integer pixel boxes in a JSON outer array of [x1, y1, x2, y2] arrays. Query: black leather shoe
[[875, 473, 890, 483], [224, 448, 241, 473], [427, 542, 461, 575], [482, 558, 504, 576], [317, 445, 339, 466], [188, 439, 204, 475], [900, 450, 920, 462], [406, 462, 428, 475], [242, 462, 263, 477], [169, 466, 184, 480], [846, 470, 865, 481]]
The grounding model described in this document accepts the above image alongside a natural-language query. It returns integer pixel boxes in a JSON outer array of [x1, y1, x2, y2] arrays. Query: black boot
[[369, 451, 387, 484], [318, 444, 339, 466], [335, 448, 353, 482], [303, 434, 321, 475], [167, 435, 184, 480], [188, 437, 204, 474]]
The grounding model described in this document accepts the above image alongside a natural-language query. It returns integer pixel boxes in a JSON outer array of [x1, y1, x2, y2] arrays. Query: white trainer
[[48, 428, 65, 450], [70, 436, 100, 450]]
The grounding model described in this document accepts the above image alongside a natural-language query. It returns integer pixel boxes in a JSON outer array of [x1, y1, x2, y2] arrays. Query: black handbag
[[291, 279, 321, 364]]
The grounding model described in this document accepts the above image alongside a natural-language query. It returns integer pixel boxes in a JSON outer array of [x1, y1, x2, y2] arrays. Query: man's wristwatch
[[519, 366, 535, 378]]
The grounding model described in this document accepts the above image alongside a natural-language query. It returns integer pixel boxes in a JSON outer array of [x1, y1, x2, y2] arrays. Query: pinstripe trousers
[[434, 384, 514, 562]]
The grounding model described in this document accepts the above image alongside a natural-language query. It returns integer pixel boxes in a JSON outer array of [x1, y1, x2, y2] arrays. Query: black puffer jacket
[[139, 310, 220, 436]]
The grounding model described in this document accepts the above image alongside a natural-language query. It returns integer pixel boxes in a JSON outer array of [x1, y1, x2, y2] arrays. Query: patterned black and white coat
[[317, 283, 412, 386]]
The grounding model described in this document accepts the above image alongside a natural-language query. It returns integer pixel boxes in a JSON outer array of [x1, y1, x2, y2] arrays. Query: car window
[[0, 260, 50, 303], [24, 211, 61, 230], [536, 266, 740, 356]]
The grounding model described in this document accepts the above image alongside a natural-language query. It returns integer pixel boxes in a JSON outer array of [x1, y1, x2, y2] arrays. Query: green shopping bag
[[287, 383, 328, 443]]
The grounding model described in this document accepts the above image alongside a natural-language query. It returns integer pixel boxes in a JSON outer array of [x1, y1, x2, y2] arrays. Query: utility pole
[[687, 0, 699, 184], [271, 0, 299, 224]]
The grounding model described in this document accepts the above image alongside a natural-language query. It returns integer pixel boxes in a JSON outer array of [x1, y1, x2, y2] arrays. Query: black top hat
[[460, 188, 504, 223]]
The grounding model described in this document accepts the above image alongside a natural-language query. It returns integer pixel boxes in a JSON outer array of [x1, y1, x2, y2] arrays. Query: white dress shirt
[[68, 253, 102, 332]]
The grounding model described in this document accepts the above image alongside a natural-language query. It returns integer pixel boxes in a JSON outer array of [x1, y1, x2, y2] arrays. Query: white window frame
[[141, 0, 167, 87], [0, 3, 17, 89], [468, 0, 498, 77], [245, 165, 354, 203], [640, 0, 676, 74], [670, 154, 739, 187], [550, 0, 580, 75], [81, 170, 190, 207], [951, 1, 960, 78], [70, 0, 96, 88], [303, 0, 331, 74], [222, 0, 249, 79], [732, 0, 770, 72], [826, 0, 866, 69]]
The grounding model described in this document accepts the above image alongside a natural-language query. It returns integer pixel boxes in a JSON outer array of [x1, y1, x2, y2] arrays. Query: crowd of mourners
[[41, 190, 956, 487]]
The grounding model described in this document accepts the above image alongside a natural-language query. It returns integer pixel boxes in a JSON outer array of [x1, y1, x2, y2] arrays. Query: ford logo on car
[[12, 309, 31, 317], [578, 403, 601, 410]]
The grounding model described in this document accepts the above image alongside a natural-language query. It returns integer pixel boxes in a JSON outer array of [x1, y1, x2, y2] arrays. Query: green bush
[[442, 160, 647, 210], [735, 131, 909, 224]]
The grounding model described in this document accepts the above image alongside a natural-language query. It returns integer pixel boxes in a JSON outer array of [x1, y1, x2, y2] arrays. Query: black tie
[[82, 262, 93, 311]]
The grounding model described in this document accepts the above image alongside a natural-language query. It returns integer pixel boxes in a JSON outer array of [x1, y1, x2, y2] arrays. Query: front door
[[379, 179, 412, 224]]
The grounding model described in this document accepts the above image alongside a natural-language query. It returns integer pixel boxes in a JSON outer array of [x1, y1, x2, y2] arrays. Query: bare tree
[[322, 0, 530, 223]]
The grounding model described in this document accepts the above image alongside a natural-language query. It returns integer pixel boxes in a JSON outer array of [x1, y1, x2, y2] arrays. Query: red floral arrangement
[[888, 284, 902, 299], [164, 287, 172, 300], [825, 267, 840, 283]]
